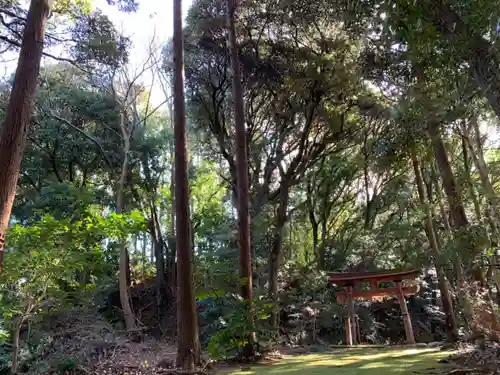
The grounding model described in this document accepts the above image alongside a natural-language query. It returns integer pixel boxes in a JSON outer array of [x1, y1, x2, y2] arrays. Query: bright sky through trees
[[0, 0, 193, 107]]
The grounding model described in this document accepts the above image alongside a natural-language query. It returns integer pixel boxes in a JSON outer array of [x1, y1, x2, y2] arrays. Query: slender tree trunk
[[268, 182, 289, 330], [0, 0, 50, 269], [430, 163, 453, 235], [461, 134, 482, 221], [125, 248, 131, 286], [464, 120, 500, 231], [306, 182, 320, 267], [410, 146, 458, 341], [142, 232, 147, 283], [150, 206, 165, 292], [116, 125, 136, 331], [11, 320, 21, 374], [173, 0, 201, 368], [319, 221, 327, 269], [168, 99, 177, 296], [226, 0, 253, 356]]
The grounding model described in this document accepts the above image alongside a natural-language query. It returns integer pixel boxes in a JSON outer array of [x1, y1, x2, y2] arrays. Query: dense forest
[[1, 0, 500, 374]]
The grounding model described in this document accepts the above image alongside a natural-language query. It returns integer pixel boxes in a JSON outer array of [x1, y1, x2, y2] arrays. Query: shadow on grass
[[222, 348, 455, 375]]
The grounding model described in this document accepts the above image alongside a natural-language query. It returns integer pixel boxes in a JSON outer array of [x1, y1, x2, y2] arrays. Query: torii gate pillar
[[396, 280, 415, 344]]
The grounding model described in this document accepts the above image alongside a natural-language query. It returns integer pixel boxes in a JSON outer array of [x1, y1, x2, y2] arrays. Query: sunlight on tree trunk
[[173, 0, 201, 368], [0, 0, 50, 270], [116, 114, 136, 331]]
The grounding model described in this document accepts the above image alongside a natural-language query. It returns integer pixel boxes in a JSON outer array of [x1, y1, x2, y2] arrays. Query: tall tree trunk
[[319, 221, 327, 269], [306, 181, 320, 267], [428, 126, 498, 329], [173, 0, 201, 368], [142, 232, 147, 283], [226, 0, 254, 356], [428, 126, 475, 324], [428, 125, 469, 229], [168, 99, 177, 296], [410, 146, 458, 341], [430, 163, 453, 235], [268, 181, 289, 330], [0, 0, 50, 269], [116, 122, 136, 331]]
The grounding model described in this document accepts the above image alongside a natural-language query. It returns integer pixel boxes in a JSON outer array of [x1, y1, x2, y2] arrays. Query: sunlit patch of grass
[[221, 347, 455, 375]]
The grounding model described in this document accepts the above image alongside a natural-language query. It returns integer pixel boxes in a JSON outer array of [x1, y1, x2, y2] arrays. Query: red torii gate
[[328, 269, 420, 346]]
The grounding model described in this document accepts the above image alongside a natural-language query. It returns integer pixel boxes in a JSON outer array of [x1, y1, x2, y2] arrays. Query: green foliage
[[0, 211, 145, 372], [71, 10, 131, 69], [206, 296, 274, 360]]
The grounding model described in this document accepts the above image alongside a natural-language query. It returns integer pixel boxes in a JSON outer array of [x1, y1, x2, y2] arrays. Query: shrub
[[205, 295, 274, 360]]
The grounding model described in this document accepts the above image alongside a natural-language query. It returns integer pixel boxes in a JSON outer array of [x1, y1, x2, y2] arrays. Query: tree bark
[[410, 146, 458, 341], [142, 232, 147, 283], [226, 0, 254, 356], [11, 320, 21, 374], [150, 204, 166, 292], [116, 119, 136, 331], [430, 162, 453, 235], [173, 0, 201, 368], [428, 125, 469, 229], [268, 180, 289, 330], [464, 119, 500, 229], [0, 0, 50, 269], [428, 125, 497, 329]]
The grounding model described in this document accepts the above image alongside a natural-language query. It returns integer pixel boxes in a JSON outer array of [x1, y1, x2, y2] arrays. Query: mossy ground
[[223, 347, 455, 375]]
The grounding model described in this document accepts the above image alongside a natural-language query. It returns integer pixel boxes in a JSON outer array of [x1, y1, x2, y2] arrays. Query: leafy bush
[[0, 211, 146, 373], [204, 295, 274, 360]]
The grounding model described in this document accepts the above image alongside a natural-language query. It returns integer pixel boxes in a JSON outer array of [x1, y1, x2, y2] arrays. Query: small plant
[[207, 296, 274, 360]]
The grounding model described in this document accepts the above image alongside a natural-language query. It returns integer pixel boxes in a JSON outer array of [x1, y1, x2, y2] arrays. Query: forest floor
[[45, 344, 499, 375], [218, 347, 455, 375]]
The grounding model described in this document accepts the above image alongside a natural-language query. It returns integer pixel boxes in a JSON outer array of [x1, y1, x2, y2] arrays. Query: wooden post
[[344, 315, 352, 346], [347, 285, 357, 345], [396, 281, 415, 345]]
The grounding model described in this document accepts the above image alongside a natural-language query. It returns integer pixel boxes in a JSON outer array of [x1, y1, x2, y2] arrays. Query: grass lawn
[[222, 347, 455, 375]]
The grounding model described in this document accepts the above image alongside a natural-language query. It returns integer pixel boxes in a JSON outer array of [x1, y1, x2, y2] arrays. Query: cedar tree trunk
[[173, 0, 201, 369], [0, 0, 50, 268]]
